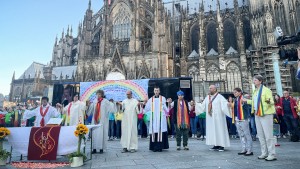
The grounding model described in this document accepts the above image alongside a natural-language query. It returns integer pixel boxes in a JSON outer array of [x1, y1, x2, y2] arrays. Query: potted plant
[[68, 124, 88, 167], [0, 127, 11, 166]]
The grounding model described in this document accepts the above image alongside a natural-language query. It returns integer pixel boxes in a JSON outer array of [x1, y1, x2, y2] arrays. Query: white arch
[[106, 72, 126, 80]]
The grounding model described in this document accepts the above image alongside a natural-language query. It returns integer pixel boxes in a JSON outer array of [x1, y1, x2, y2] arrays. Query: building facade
[[10, 0, 300, 102]]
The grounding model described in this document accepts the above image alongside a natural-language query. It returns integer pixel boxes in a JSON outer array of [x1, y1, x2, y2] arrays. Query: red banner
[[28, 126, 61, 160]]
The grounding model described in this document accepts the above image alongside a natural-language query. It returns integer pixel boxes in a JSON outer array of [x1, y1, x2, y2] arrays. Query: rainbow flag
[[232, 96, 244, 123], [256, 85, 265, 117]]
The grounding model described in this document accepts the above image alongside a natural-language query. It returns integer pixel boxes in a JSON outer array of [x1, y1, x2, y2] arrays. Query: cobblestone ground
[[3, 137, 300, 169]]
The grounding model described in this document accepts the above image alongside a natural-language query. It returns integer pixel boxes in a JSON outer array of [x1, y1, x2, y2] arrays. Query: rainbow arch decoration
[[80, 79, 149, 102]]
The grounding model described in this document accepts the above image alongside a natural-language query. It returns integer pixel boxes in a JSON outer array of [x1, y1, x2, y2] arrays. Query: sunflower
[[74, 130, 79, 137], [0, 131, 6, 138], [5, 128, 10, 135]]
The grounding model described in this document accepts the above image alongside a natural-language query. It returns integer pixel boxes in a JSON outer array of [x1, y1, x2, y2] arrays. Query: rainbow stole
[[177, 99, 190, 129], [66, 102, 72, 125], [256, 85, 265, 117], [232, 96, 244, 123], [151, 96, 163, 142]]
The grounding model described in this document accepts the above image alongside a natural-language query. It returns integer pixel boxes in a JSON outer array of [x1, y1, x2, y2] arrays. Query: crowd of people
[[1, 75, 300, 162]]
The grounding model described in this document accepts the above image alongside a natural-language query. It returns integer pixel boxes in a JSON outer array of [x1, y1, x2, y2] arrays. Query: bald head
[[209, 85, 217, 95], [126, 90, 132, 99]]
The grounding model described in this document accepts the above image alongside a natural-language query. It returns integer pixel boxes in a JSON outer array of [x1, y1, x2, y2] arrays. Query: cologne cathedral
[[10, 0, 300, 102]]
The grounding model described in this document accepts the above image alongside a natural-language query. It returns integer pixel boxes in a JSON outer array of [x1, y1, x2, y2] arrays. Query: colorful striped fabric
[[256, 85, 265, 117], [232, 96, 244, 123], [176, 100, 190, 129]]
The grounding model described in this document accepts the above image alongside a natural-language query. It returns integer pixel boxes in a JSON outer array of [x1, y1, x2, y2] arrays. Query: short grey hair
[[253, 75, 264, 82]]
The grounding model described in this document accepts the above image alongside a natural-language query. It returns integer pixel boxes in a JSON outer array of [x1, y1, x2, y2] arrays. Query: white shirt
[[23, 104, 61, 127]]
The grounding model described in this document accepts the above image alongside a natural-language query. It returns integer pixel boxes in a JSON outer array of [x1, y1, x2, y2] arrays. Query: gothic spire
[[88, 0, 91, 10], [78, 22, 82, 36], [70, 26, 73, 36], [234, 0, 239, 15], [12, 71, 15, 81], [234, 0, 238, 8], [54, 35, 58, 46], [216, 0, 221, 22], [67, 25, 70, 36], [200, 0, 204, 13], [61, 28, 64, 39]]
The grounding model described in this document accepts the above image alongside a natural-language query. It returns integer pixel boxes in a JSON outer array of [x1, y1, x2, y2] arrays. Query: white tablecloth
[[7, 125, 101, 156]]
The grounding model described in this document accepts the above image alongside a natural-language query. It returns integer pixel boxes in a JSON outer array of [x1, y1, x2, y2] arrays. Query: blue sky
[[0, 0, 102, 96]]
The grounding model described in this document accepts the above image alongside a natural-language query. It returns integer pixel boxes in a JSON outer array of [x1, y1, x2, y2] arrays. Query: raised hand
[[56, 103, 63, 108], [241, 98, 248, 103], [227, 102, 232, 107]]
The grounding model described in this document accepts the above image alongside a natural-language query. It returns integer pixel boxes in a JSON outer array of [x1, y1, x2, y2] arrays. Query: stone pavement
[[4, 137, 300, 169]]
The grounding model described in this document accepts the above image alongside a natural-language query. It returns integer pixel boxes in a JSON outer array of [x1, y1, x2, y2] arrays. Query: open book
[[46, 118, 63, 126]]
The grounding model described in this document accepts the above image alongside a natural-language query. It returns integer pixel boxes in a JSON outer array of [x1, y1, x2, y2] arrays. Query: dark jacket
[[172, 99, 190, 125], [280, 96, 298, 119], [233, 99, 251, 121]]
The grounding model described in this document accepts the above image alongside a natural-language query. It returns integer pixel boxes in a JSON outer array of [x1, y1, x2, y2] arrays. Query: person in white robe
[[196, 85, 231, 152], [87, 90, 115, 154], [119, 90, 139, 153], [144, 87, 169, 152], [22, 96, 61, 127], [61, 93, 86, 126]]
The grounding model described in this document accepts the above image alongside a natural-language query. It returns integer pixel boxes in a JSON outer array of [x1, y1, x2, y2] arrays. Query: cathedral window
[[188, 65, 199, 82], [190, 23, 200, 53], [141, 26, 152, 52], [206, 64, 220, 81], [243, 18, 252, 50], [111, 4, 131, 54], [226, 62, 242, 92], [92, 32, 100, 56], [274, 2, 287, 35], [113, 15, 131, 40], [206, 22, 218, 53], [223, 19, 237, 52], [25, 86, 31, 98], [14, 87, 21, 101]]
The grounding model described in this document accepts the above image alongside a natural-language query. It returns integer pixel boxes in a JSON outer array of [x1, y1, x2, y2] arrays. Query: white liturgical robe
[[121, 98, 139, 150], [144, 96, 169, 134], [196, 93, 231, 147], [63, 100, 86, 126], [23, 104, 61, 127], [87, 98, 115, 150]]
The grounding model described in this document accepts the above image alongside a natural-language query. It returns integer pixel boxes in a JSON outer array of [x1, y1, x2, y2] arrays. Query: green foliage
[[0, 149, 10, 160], [67, 152, 87, 163]]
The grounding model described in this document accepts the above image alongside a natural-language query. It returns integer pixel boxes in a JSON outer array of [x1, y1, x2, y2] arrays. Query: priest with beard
[[195, 85, 231, 152], [119, 90, 139, 153]]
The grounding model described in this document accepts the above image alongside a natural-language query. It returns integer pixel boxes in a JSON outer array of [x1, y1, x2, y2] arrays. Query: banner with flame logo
[[28, 126, 61, 160]]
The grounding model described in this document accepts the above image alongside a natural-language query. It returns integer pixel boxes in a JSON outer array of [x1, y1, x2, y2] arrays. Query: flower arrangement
[[68, 124, 88, 162], [0, 127, 11, 160]]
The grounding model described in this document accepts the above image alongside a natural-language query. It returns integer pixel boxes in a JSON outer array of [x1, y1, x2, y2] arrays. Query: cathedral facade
[[10, 0, 300, 102]]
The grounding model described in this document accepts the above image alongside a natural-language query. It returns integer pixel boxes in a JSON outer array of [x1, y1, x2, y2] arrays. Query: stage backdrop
[[80, 79, 149, 102]]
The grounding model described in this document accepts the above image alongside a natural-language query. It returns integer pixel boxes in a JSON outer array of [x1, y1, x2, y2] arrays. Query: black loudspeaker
[[52, 84, 64, 106], [147, 77, 193, 101]]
